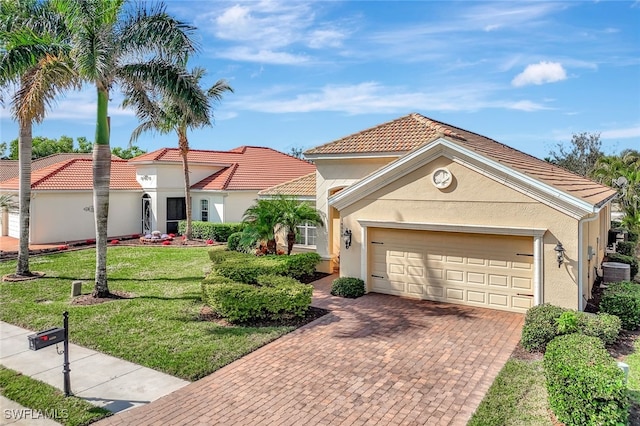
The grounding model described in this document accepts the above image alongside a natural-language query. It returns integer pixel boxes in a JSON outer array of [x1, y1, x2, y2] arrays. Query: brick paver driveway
[[100, 275, 523, 426]]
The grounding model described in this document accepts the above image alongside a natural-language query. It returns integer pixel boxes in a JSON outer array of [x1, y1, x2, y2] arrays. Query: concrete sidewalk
[[0, 322, 188, 416]]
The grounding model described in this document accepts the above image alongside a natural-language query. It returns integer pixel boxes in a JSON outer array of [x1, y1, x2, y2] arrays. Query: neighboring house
[[0, 147, 315, 244], [297, 113, 616, 313]]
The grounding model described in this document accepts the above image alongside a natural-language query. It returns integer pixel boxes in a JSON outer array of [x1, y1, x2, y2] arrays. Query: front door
[[166, 197, 185, 234]]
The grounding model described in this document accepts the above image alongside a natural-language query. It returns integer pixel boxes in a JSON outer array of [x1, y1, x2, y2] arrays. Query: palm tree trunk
[[16, 117, 32, 276], [179, 131, 192, 240], [92, 87, 111, 297], [287, 230, 296, 255]]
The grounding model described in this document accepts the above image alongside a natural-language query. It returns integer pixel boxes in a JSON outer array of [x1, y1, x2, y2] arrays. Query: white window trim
[[294, 222, 317, 247]]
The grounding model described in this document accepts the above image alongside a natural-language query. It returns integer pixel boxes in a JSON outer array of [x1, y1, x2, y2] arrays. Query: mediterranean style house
[[0, 146, 315, 245], [269, 113, 616, 313]]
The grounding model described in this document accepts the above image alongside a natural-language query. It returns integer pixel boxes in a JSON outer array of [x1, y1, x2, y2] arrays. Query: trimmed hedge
[[227, 232, 242, 251], [207, 250, 321, 283], [615, 240, 637, 257], [606, 252, 639, 278], [521, 304, 621, 352], [201, 273, 312, 322], [600, 281, 640, 330], [331, 277, 365, 298], [178, 221, 243, 242], [543, 334, 628, 426]]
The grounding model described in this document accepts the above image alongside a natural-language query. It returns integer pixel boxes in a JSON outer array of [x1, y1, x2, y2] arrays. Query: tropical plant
[[271, 195, 324, 255], [241, 199, 282, 254], [546, 132, 603, 177], [591, 149, 640, 234], [53, 0, 205, 296], [124, 67, 232, 240], [0, 0, 76, 277]]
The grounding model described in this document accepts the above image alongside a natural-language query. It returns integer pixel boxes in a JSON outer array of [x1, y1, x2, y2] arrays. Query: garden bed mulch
[[71, 290, 135, 306]]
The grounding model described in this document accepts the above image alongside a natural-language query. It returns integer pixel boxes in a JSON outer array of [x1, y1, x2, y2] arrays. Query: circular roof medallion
[[432, 167, 452, 189]]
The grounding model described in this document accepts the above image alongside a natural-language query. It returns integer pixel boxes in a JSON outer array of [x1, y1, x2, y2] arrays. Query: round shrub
[[520, 304, 566, 352], [227, 232, 242, 251], [600, 281, 640, 330], [331, 277, 365, 298], [615, 240, 637, 257], [544, 334, 628, 426]]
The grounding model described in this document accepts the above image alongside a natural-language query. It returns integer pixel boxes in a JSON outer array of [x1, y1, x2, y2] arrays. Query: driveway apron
[[98, 275, 523, 426]]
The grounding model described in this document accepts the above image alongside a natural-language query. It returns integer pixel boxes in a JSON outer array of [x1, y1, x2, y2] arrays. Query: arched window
[[141, 194, 152, 234]]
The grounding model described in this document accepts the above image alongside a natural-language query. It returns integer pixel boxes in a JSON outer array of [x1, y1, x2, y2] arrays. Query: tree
[[242, 199, 282, 254], [591, 150, 640, 233], [124, 67, 232, 239], [0, 0, 76, 277], [272, 195, 323, 255], [111, 145, 146, 160], [546, 132, 603, 177], [54, 0, 206, 297], [288, 147, 304, 159]]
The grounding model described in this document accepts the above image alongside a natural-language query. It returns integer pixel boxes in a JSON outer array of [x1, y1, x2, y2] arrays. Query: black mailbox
[[28, 327, 65, 351]]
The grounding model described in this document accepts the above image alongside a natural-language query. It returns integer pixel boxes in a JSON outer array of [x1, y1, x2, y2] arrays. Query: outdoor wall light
[[343, 229, 352, 250], [554, 241, 565, 267]]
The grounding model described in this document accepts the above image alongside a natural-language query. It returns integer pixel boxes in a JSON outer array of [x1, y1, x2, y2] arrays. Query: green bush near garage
[[520, 304, 621, 352], [543, 334, 628, 426], [616, 241, 637, 257], [178, 221, 243, 242], [201, 273, 312, 323], [207, 250, 321, 283], [331, 277, 366, 298], [599, 281, 640, 330]]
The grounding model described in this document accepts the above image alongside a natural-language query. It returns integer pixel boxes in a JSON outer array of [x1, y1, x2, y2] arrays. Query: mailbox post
[[27, 311, 71, 396]]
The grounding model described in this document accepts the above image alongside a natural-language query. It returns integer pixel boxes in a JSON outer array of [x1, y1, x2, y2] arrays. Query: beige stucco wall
[[314, 157, 397, 272], [29, 191, 142, 244], [335, 156, 593, 310], [191, 192, 225, 223], [224, 191, 259, 223]]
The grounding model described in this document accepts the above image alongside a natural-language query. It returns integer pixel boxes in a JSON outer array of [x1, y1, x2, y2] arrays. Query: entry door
[[166, 197, 185, 234]]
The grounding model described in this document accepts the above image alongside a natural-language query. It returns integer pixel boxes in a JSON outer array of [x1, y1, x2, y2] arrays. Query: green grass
[[0, 247, 296, 381], [468, 359, 552, 426], [626, 335, 640, 408], [0, 366, 111, 426]]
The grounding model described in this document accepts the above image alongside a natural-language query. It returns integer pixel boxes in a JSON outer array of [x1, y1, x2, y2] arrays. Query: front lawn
[[0, 247, 297, 381]]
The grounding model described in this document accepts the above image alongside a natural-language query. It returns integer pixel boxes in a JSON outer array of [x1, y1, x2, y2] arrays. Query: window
[[295, 222, 317, 246], [201, 199, 209, 222]]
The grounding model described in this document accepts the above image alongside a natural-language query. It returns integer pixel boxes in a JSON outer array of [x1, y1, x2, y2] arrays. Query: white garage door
[[8, 212, 19, 238], [369, 228, 534, 313]]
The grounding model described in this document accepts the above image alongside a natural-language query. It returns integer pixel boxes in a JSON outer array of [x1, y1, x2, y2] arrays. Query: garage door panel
[[369, 228, 534, 313]]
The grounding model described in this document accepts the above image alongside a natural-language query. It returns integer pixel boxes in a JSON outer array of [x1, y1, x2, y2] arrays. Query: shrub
[[606, 252, 639, 278], [177, 221, 243, 242], [521, 304, 621, 351], [521, 304, 566, 352], [600, 281, 640, 330], [227, 232, 242, 251], [208, 251, 321, 283], [543, 334, 628, 426], [282, 253, 321, 279], [615, 240, 637, 257], [577, 312, 621, 346], [331, 277, 366, 298], [201, 274, 312, 322]]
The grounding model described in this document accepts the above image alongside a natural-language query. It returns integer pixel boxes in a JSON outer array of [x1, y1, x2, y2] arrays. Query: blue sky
[[1, 1, 639, 160]]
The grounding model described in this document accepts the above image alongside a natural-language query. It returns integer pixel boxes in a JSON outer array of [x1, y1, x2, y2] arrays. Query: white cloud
[[507, 100, 550, 112], [216, 47, 309, 65], [601, 126, 640, 139], [308, 29, 347, 49], [512, 61, 568, 87]]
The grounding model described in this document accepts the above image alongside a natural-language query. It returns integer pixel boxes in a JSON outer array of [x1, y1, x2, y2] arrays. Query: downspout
[[578, 212, 599, 311]]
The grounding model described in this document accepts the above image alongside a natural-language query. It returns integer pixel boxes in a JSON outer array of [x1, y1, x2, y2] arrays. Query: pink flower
[[206, 239, 214, 245], [58, 245, 68, 250], [110, 239, 119, 245], [162, 240, 171, 246]]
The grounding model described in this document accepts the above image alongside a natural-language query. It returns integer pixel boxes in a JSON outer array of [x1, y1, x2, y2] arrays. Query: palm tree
[[53, 0, 207, 296], [273, 195, 324, 255], [592, 150, 640, 234], [124, 67, 233, 240], [242, 199, 282, 254], [0, 0, 76, 277]]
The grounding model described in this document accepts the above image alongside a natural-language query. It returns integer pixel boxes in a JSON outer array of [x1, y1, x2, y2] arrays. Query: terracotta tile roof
[[0, 158, 140, 190], [259, 172, 316, 197], [133, 146, 316, 191], [305, 113, 616, 207], [0, 160, 18, 182]]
